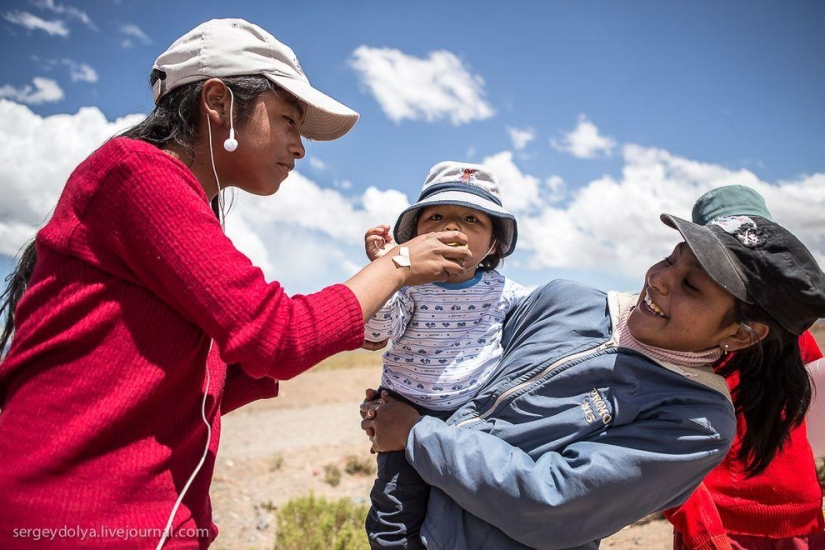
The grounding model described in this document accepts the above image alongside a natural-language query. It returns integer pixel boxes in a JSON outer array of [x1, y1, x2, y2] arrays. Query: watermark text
[[12, 525, 210, 542]]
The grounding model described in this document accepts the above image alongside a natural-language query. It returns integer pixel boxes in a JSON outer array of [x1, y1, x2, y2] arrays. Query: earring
[[721, 343, 729, 356]]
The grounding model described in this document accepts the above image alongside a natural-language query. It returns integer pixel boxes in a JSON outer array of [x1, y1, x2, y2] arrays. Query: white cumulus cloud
[[0, 100, 143, 256], [213, 173, 412, 292], [551, 114, 617, 159], [1, 100, 821, 296], [350, 46, 494, 125], [0, 77, 64, 105], [308, 157, 326, 171], [4, 10, 68, 36], [480, 151, 543, 213], [31, 0, 95, 30], [517, 143, 825, 289], [63, 59, 97, 83], [31, 57, 98, 83], [0, 100, 411, 294], [507, 127, 536, 150], [119, 24, 151, 48], [544, 175, 567, 203]]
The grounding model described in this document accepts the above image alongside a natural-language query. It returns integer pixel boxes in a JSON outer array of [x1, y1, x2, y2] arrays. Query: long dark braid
[[716, 302, 812, 476]]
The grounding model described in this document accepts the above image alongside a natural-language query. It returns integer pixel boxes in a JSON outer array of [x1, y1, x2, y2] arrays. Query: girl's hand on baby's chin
[[401, 231, 471, 286]]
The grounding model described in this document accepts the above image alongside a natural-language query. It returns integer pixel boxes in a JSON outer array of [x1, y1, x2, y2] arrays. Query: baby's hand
[[365, 224, 395, 261]]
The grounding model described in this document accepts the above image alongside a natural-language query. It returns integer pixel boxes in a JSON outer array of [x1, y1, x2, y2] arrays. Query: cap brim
[[394, 191, 518, 257], [660, 214, 750, 303], [266, 74, 359, 141]]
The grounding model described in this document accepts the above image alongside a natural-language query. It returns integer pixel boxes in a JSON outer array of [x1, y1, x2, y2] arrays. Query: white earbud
[[223, 88, 238, 152], [224, 130, 237, 152]]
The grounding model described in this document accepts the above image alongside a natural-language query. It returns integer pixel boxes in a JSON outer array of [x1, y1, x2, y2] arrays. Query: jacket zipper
[[455, 340, 615, 428]]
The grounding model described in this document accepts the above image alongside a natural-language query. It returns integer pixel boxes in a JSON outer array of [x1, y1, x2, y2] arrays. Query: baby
[[363, 161, 530, 549]]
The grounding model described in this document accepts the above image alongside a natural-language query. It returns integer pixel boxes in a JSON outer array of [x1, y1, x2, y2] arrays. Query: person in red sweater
[[0, 19, 472, 549], [808, 357, 825, 457], [665, 185, 825, 550]]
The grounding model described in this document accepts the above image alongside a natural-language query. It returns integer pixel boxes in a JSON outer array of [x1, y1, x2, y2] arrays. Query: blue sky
[[1, 0, 823, 296]]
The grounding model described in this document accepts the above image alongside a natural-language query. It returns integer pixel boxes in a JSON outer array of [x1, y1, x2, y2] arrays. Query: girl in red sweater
[[0, 19, 471, 549], [665, 185, 825, 550]]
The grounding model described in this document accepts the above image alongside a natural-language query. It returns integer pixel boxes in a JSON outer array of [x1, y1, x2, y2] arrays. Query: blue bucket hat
[[393, 161, 518, 256]]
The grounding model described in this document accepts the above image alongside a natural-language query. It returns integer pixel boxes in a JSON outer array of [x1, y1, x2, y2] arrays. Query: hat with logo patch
[[661, 213, 825, 335], [152, 18, 359, 141], [692, 185, 772, 225], [393, 161, 518, 256]]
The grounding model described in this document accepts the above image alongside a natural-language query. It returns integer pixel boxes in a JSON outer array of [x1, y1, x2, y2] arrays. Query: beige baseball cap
[[152, 18, 359, 141]]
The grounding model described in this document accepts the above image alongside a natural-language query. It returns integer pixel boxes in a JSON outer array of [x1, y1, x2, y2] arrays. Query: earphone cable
[[155, 342, 213, 550], [206, 116, 226, 230]]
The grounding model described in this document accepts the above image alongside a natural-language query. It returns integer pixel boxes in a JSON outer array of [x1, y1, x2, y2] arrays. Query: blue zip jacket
[[408, 280, 736, 549]]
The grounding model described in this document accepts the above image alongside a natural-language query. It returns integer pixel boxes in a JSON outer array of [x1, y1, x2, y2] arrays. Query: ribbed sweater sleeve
[[221, 360, 279, 414], [55, 139, 364, 380], [664, 484, 731, 549]]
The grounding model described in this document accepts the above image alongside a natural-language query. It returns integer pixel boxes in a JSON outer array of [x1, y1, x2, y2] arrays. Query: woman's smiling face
[[628, 242, 740, 352]]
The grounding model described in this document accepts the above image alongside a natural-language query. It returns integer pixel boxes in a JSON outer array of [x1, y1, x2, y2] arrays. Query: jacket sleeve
[[664, 484, 733, 550], [77, 147, 365, 381], [407, 402, 734, 549]]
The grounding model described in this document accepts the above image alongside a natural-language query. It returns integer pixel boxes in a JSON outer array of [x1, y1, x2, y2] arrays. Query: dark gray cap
[[662, 213, 825, 335]]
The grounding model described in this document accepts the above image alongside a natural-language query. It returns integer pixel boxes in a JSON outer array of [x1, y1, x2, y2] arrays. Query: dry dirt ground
[[209, 351, 673, 550]]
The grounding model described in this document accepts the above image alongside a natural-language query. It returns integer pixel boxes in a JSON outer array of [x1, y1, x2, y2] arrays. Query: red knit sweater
[[0, 138, 365, 548], [665, 331, 825, 550]]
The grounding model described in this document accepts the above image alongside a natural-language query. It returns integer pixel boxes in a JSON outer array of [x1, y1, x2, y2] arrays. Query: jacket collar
[[607, 291, 732, 403]]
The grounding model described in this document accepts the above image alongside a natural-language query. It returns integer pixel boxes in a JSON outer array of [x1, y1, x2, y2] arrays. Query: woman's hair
[[0, 240, 37, 355], [0, 72, 279, 357], [716, 301, 812, 477]]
